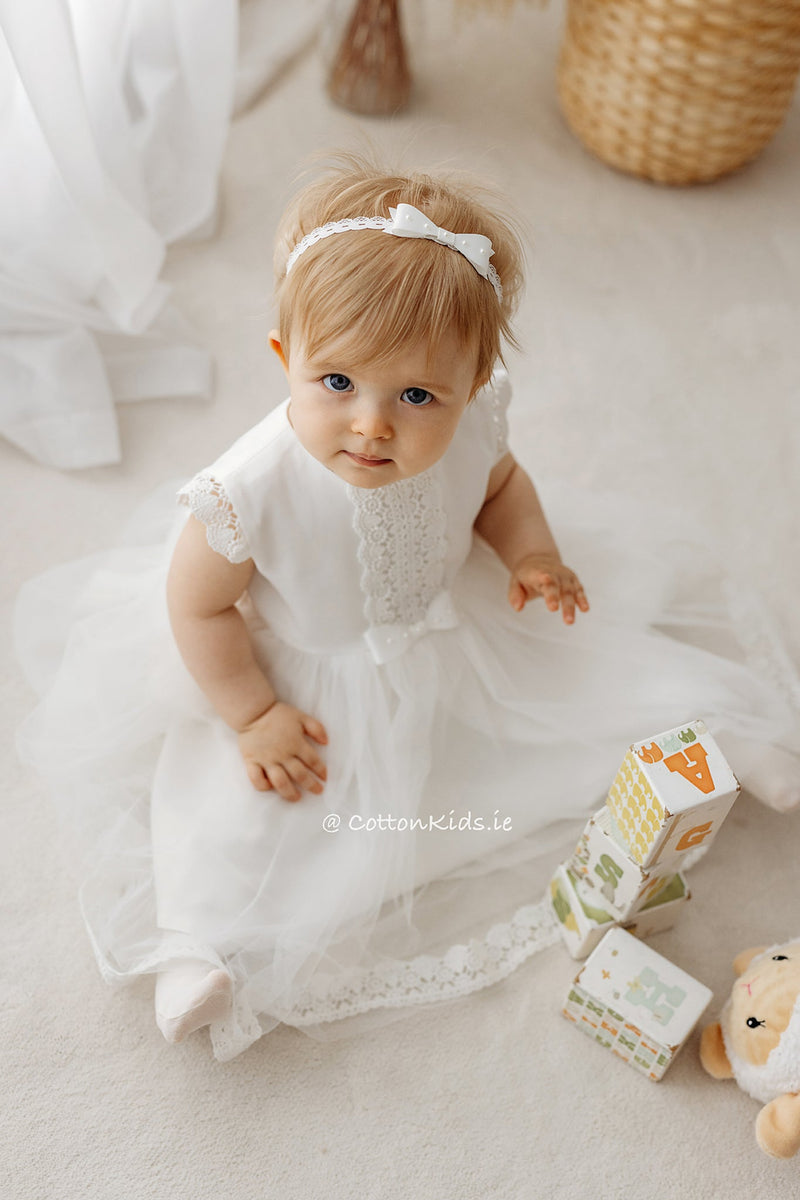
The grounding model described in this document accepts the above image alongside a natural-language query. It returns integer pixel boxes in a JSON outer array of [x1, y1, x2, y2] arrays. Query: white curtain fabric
[[0, 0, 327, 470]]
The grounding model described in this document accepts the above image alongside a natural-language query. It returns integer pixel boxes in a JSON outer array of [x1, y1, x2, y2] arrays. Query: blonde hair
[[273, 152, 525, 395]]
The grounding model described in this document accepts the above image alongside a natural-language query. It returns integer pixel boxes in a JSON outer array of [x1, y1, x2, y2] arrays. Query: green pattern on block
[[567, 868, 615, 925], [640, 873, 687, 910], [551, 877, 574, 928], [562, 983, 672, 1080]]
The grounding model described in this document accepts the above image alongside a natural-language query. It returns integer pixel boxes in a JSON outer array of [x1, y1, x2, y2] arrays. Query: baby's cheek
[[406, 429, 450, 474]]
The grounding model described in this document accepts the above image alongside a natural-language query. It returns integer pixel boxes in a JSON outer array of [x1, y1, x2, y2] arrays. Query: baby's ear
[[269, 330, 289, 373], [734, 947, 766, 976], [700, 1023, 734, 1079]]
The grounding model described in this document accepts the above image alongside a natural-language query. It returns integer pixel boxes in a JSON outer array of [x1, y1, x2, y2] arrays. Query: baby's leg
[[155, 960, 233, 1044]]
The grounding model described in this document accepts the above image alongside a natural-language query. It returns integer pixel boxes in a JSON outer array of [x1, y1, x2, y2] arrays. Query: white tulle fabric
[[15, 374, 800, 1061]]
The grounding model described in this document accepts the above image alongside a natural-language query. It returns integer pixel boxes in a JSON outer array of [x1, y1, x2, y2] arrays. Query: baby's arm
[[474, 452, 589, 624], [167, 515, 327, 800]]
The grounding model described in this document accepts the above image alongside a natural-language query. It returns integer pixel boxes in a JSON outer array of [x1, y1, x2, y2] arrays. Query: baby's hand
[[237, 702, 328, 801], [508, 553, 589, 625]]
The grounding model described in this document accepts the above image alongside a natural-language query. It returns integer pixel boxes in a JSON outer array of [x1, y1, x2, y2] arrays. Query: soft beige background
[[3, 5, 800, 1196]]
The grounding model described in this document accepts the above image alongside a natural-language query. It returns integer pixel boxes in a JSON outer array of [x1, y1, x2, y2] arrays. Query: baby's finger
[[267, 763, 301, 803], [540, 576, 561, 612], [245, 760, 271, 793], [576, 587, 590, 613], [508, 578, 526, 612], [302, 714, 328, 745], [302, 746, 328, 782], [562, 591, 576, 625], [286, 755, 324, 796]]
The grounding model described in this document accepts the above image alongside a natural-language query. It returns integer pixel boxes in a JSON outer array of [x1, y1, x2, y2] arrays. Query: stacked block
[[561, 927, 713, 1081], [550, 719, 740, 959]]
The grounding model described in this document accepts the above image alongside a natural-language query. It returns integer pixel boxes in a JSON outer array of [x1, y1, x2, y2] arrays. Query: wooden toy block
[[622, 873, 690, 939], [604, 719, 739, 871], [561, 927, 712, 1080], [567, 806, 677, 921], [549, 863, 614, 959], [549, 865, 688, 960]]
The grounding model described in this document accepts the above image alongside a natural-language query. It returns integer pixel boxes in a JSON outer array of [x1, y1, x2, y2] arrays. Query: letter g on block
[[675, 821, 713, 852]]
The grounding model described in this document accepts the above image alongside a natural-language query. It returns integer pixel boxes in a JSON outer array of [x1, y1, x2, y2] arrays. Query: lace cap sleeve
[[177, 473, 251, 564], [485, 368, 511, 462]]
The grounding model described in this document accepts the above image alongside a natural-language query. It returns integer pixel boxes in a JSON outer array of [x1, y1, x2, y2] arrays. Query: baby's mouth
[[344, 451, 393, 466]]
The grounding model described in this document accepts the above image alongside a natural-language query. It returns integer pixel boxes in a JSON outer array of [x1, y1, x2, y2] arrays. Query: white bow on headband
[[387, 204, 498, 284], [284, 203, 503, 300]]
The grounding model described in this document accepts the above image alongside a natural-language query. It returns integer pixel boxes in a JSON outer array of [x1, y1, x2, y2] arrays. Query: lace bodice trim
[[348, 467, 448, 628], [177, 473, 251, 564]]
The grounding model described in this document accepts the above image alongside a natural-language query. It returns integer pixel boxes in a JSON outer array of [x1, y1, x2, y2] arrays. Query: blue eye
[[322, 374, 353, 393], [402, 387, 433, 407]]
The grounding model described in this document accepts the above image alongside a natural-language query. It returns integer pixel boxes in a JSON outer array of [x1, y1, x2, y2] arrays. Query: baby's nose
[[351, 399, 393, 439]]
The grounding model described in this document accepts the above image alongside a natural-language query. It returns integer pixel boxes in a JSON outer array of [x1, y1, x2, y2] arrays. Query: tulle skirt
[[14, 484, 800, 1059]]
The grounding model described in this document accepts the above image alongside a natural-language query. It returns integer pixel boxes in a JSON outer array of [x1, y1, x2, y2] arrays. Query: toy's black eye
[[746, 1017, 765, 1029], [772, 955, 789, 961]]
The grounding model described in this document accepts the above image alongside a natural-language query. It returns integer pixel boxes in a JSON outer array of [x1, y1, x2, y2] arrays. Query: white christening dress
[[15, 372, 800, 1060]]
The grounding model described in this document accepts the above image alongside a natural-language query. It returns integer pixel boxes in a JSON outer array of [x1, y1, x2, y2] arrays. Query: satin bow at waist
[[363, 590, 460, 665]]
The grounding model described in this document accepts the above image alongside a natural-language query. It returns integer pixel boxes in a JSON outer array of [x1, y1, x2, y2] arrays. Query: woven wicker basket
[[557, 0, 800, 185]]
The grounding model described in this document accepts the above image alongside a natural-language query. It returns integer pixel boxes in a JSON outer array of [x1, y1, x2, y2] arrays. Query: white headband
[[284, 203, 503, 301]]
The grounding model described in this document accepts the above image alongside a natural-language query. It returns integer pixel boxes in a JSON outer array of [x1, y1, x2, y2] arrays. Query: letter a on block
[[664, 744, 715, 794]]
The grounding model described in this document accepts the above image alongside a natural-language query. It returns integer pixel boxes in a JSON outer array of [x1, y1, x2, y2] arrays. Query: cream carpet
[[3, 5, 800, 1196]]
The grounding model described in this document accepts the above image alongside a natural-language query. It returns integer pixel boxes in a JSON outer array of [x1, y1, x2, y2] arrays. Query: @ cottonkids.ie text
[[322, 811, 513, 833]]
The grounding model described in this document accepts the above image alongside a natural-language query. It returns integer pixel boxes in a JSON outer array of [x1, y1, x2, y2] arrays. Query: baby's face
[[275, 329, 479, 488]]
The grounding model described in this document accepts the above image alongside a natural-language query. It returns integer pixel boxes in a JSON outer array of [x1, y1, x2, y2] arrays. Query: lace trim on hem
[[209, 897, 560, 1059], [177, 473, 251, 564], [284, 897, 560, 1026]]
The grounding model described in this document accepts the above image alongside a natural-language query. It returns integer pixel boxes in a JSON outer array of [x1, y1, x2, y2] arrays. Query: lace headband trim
[[285, 203, 503, 301]]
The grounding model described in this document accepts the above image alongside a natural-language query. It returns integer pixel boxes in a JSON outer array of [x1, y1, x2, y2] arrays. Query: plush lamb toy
[[700, 940, 800, 1158]]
